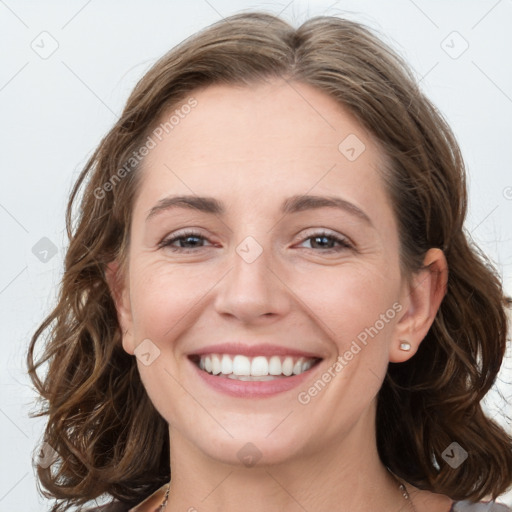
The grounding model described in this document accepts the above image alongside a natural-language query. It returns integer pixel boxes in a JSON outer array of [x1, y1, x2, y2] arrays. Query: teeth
[[268, 356, 282, 375], [233, 355, 251, 376], [195, 353, 318, 378], [251, 356, 269, 376], [211, 354, 222, 375], [221, 354, 233, 374], [227, 374, 283, 381], [282, 357, 294, 376], [304, 360, 314, 371]]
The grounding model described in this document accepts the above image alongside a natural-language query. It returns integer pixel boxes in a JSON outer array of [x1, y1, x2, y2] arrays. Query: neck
[[164, 407, 407, 512]]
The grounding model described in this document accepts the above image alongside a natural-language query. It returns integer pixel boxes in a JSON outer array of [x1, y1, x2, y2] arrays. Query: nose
[[213, 239, 292, 324]]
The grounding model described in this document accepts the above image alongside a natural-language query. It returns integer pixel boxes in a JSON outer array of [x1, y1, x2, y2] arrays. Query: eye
[[158, 229, 353, 253], [158, 230, 212, 252], [297, 230, 353, 252]]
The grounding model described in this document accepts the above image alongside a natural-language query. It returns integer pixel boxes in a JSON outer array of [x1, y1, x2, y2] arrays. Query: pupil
[[182, 236, 200, 247], [314, 236, 332, 248]]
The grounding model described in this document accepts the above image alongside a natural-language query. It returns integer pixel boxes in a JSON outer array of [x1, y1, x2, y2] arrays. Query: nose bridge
[[214, 232, 290, 321]]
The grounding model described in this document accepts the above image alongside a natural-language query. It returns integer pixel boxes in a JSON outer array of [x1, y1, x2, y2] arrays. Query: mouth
[[186, 342, 326, 398], [188, 353, 323, 381]]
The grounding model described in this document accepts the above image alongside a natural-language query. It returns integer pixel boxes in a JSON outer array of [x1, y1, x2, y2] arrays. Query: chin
[[191, 429, 308, 468]]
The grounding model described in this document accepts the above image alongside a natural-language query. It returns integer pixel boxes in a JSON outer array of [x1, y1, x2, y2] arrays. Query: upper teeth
[[198, 354, 316, 377]]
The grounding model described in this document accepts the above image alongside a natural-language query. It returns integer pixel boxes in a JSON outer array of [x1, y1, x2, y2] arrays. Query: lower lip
[[188, 357, 323, 398]]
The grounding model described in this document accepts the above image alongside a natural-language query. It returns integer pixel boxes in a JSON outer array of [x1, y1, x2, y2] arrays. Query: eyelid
[[294, 227, 353, 245], [298, 227, 347, 238], [158, 227, 354, 254], [296, 230, 353, 251], [157, 228, 214, 249]]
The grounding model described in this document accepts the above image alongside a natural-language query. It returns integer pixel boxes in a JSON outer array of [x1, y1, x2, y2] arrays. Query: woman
[[27, 11, 512, 512]]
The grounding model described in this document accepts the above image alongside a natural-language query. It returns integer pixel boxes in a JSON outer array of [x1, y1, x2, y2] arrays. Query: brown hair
[[27, 11, 512, 511]]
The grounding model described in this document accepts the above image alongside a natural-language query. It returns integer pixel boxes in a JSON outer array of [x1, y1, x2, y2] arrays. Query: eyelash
[[158, 229, 353, 253]]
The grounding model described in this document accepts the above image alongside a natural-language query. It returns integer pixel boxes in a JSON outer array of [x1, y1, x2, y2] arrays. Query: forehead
[[135, 80, 391, 221]]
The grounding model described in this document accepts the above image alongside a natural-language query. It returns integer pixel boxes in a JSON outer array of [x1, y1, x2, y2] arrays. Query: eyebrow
[[145, 194, 373, 227]]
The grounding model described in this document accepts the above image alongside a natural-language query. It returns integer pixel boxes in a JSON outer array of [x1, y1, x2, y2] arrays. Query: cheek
[[128, 261, 205, 341], [296, 264, 399, 353]]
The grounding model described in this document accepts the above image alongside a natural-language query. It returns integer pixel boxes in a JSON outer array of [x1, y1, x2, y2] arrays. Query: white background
[[0, 0, 511, 510]]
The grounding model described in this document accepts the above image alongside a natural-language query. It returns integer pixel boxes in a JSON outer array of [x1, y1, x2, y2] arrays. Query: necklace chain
[[158, 470, 416, 511], [398, 482, 418, 512], [157, 483, 170, 511]]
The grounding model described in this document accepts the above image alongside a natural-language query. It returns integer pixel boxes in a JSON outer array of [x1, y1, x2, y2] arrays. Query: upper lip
[[187, 342, 325, 359]]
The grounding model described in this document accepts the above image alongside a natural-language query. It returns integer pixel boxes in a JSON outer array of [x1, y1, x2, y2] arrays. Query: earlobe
[[399, 341, 412, 352], [390, 248, 448, 363], [390, 338, 417, 363], [105, 261, 135, 355]]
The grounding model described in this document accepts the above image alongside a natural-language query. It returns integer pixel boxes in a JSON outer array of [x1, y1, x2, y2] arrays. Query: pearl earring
[[399, 341, 412, 351]]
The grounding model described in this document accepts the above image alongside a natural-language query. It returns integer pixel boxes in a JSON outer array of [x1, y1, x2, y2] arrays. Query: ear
[[105, 260, 136, 355], [390, 248, 448, 363]]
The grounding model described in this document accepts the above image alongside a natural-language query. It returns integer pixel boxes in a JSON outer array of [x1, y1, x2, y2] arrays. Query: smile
[[191, 353, 320, 380]]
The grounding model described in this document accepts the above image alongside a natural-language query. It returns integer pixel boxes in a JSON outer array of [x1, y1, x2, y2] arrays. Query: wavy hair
[[27, 11, 512, 511]]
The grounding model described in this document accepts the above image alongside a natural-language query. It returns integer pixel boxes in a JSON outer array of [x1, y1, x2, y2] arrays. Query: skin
[[107, 79, 451, 512]]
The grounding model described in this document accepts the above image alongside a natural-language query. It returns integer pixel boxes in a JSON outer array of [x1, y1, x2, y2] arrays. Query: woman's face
[[112, 79, 418, 466]]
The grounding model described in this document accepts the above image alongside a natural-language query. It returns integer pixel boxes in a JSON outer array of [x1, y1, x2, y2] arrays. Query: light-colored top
[[87, 484, 512, 512], [128, 483, 168, 511]]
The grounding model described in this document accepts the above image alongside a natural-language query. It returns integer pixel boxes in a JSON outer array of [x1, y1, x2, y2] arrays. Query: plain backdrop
[[1, 0, 511, 510]]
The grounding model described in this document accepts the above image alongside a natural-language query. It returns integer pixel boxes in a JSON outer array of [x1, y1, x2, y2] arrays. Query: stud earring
[[399, 341, 412, 351]]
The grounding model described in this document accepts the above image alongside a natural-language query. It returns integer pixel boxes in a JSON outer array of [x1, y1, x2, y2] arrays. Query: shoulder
[[84, 503, 130, 512], [405, 486, 511, 512], [451, 501, 512, 511], [84, 483, 168, 512]]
